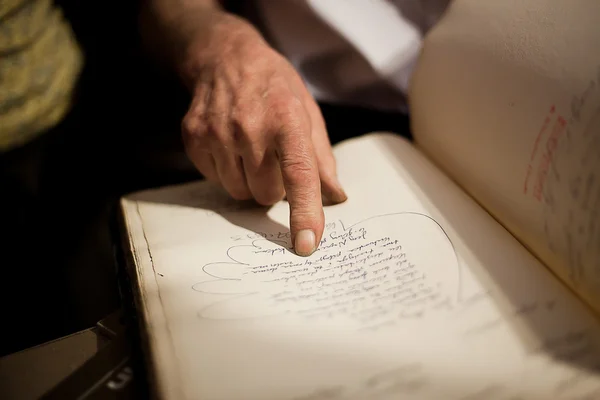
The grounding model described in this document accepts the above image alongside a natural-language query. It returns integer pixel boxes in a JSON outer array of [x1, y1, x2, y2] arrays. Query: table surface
[[0, 309, 142, 399]]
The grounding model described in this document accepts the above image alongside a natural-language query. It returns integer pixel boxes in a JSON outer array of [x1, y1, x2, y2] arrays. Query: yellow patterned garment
[[0, 0, 83, 151]]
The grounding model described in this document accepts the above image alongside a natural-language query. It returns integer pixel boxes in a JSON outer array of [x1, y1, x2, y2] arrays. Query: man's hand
[[141, 2, 347, 256]]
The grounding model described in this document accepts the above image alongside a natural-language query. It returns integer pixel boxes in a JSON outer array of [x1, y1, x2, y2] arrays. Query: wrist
[[177, 11, 266, 88]]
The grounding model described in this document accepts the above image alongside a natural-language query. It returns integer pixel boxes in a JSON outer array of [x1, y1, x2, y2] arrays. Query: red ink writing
[[524, 105, 555, 194], [533, 116, 567, 201]]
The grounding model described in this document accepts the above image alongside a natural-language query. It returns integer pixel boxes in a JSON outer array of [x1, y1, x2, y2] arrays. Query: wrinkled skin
[[180, 14, 347, 256]]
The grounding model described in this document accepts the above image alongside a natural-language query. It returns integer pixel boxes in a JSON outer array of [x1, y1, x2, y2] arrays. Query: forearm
[[139, 0, 223, 65], [139, 0, 264, 86]]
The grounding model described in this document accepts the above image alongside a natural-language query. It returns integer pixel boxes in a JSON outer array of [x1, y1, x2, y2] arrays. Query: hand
[[180, 14, 347, 256]]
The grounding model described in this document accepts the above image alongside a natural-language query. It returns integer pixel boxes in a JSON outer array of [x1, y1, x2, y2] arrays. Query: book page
[[121, 133, 600, 400], [409, 0, 600, 314]]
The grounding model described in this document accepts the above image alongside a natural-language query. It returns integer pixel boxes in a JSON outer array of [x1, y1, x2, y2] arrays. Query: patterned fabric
[[0, 0, 82, 151]]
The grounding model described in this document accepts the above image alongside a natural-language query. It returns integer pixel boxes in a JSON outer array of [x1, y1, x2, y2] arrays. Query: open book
[[118, 1, 600, 399]]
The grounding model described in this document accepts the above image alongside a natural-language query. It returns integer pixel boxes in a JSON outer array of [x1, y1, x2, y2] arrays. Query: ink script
[[193, 213, 460, 330]]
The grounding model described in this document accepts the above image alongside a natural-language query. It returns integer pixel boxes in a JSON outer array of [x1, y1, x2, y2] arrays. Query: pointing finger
[[274, 106, 324, 257]]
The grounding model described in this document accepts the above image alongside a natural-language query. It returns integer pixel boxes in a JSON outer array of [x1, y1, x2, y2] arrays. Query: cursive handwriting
[[192, 213, 460, 330]]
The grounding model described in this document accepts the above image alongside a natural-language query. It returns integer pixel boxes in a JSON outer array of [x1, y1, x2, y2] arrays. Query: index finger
[[275, 109, 324, 257]]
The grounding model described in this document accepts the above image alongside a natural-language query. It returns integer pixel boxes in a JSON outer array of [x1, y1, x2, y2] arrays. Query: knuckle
[[205, 110, 227, 133], [290, 208, 324, 227], [269, 94, 304, 123], [276, 97, 303, 117], [280, 153, 315, 179], [181, 114, 199, 137], [287, 187, 316, 205], [232, 111, 260, 134], [232, 113, 263, 145], [206, 120, 222, 139], [182, 112, 210, 141]]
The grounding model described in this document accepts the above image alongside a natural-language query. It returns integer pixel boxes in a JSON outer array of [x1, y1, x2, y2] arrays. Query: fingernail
[[295, 230, 316, 256]]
